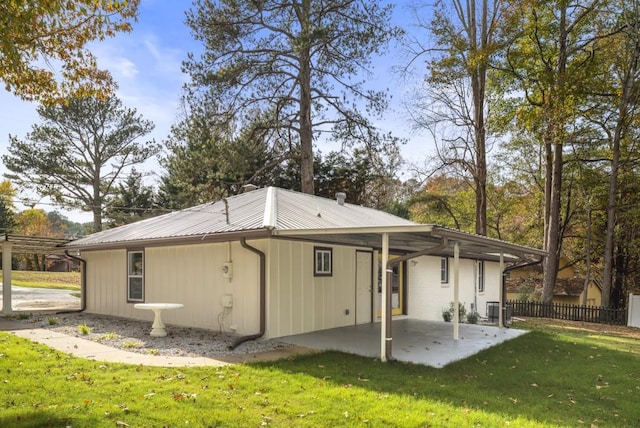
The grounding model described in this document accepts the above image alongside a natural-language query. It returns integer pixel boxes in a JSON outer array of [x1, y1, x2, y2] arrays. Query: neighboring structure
[[506, 262, 602, 306], [64, 187, 546, 361], [45, 254, 81, 272]]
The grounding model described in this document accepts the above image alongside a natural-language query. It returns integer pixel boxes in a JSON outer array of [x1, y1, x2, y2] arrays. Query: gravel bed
[[15, 312, 291, 358]]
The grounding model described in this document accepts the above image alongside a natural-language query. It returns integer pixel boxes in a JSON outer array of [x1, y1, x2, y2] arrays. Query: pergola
[[1, 234, 72, 314]]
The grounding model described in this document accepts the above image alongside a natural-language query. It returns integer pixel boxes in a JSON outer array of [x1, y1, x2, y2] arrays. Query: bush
[[466, 311, 479, 324], [443, 302, 467, 322]]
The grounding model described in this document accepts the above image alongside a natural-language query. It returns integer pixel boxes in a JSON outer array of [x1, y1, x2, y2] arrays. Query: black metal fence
[[507, 300, 628, 325]]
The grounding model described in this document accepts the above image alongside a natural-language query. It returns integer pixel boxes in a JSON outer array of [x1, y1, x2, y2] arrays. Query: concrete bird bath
[[134, 303, 184, 337]]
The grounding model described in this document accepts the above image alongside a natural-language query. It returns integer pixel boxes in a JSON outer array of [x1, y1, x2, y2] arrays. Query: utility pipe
[[58, 251, 87, 313], [230, 239, 266, 349]]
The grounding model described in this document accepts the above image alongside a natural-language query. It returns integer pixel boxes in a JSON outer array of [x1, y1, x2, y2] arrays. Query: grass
[[0, 270, 80, 290], [0, 320, 639, 427], [77, 323, 91, 335]]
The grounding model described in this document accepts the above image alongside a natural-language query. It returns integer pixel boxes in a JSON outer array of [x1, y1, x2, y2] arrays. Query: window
[[477, 261, 484, 293], [440, 257, 449, 283], [314, 247, 332, 276], [127, 250, 144, 302]]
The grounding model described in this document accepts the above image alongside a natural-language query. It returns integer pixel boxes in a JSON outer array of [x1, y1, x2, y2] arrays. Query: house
[[64, 187, 546, 361], [46, 254, 81, 272], [506, 261, 602, 306]]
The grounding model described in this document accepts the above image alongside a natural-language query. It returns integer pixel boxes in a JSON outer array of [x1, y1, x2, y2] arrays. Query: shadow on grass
[[254, 330, 640, 427], [0, 412, 98, 428]]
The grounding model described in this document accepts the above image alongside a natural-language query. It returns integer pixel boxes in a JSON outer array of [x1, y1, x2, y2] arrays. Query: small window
[[477, 261, 484, 293], [128, 250, 144, 302], [440, 257, 449, 283], [314, 247, 332, 277]]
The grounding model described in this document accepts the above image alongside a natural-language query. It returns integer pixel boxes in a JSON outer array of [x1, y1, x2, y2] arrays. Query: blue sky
[[0, 0, 433, 223]]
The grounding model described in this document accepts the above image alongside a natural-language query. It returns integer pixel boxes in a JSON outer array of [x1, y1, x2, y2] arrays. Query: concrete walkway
[[0, 318, 310, 367], [0, 318, 229, 367]]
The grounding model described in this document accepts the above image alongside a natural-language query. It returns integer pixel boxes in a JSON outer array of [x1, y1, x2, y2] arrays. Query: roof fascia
[[65, 229, 272, 252], [431, 226, 547, 258], [273, 224, 435, 237]]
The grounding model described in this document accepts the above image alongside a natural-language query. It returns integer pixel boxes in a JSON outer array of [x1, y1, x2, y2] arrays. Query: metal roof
[[64, 186, 546, 262]]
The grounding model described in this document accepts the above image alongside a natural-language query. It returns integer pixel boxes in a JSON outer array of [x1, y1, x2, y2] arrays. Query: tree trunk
[[298, 0, 314, 195], [93, 173, 103, 232], [542, 141, 563, 303], [582, 207, 591, 307], [542, 5, 570, 304]]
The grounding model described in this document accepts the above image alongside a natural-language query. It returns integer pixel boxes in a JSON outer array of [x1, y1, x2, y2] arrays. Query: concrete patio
[[280, 318, 527, 368]]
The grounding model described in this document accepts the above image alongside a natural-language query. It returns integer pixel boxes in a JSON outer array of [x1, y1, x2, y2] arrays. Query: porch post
[[2, 241, 13, 315], [499, 251, 504, 328], [381, 232, 390, 362], [453, 241, 460, 341]]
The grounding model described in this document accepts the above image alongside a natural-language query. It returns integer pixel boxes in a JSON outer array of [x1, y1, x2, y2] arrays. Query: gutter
[[500, 257, 545, 327], [230, 238, 266, 349], [57, 250, 87, 314]]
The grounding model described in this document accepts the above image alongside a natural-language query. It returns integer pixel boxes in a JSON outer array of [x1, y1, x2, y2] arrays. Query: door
[[377, 255, 404, 317], [355, 250, 373, 324]]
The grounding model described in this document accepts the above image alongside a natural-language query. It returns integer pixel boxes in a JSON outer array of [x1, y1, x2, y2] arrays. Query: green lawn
[[0, 270, 80, 290], [1, 320, 639, 427]]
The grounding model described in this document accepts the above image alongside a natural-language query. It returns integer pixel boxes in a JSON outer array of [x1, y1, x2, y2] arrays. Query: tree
[[183, 0, 401, 194], [159, 105, 281, 208], [105, 169, 160, 227], [2, 96, 158, 233], [1, 0, 139, 103], [0, 199, 15, 234], [499, 0, 604, 303], [594, 0, 640, 308], [406, 0, 503, 236], [15, 208, 56, 271]]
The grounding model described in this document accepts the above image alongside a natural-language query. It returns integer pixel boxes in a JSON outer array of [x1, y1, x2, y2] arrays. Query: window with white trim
[[127, 250, 144, 302], [477, 261, 485, 293], [314, 247, 332, 277], [440, 257, 449, 283]]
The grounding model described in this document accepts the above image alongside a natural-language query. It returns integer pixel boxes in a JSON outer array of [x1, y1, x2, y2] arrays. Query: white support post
[[499, 252, 504, 328], [380, 233, 389, 362], [453, 241, 460, 341], [2, 242, 13, 315]]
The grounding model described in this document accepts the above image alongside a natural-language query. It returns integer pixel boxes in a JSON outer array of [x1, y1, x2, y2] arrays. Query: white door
[[356, 251, 373, 324]]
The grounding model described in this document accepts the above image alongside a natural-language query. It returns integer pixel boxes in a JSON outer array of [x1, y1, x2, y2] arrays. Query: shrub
[[466, 311, 479, 324], [48, 317, 58, 325]]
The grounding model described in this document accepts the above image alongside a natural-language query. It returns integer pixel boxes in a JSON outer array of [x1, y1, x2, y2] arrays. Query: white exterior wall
[[81, 240, 263, 335], [265, 240, 358, 338], [407, 255, 502, 321], [83, 250, 131, 317]]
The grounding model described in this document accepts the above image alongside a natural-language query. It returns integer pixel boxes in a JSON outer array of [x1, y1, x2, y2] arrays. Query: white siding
[[81, 241, 262, 335], [265, 240, 358, 338], [407, 256, 502, 321], [83, 250, 131, 317]]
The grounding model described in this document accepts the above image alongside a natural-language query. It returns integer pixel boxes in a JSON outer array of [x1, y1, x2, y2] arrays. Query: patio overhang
[[1, 234, 72, 315], [273, 224, 547, 261], [275, 224, 546, 363]]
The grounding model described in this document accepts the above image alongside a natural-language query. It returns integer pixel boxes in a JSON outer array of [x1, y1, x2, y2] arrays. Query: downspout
[[501, 257, 544, 327], [58, 250, 87, 313], [230, 238, 266, 349], [383, 238, 449, 362]]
